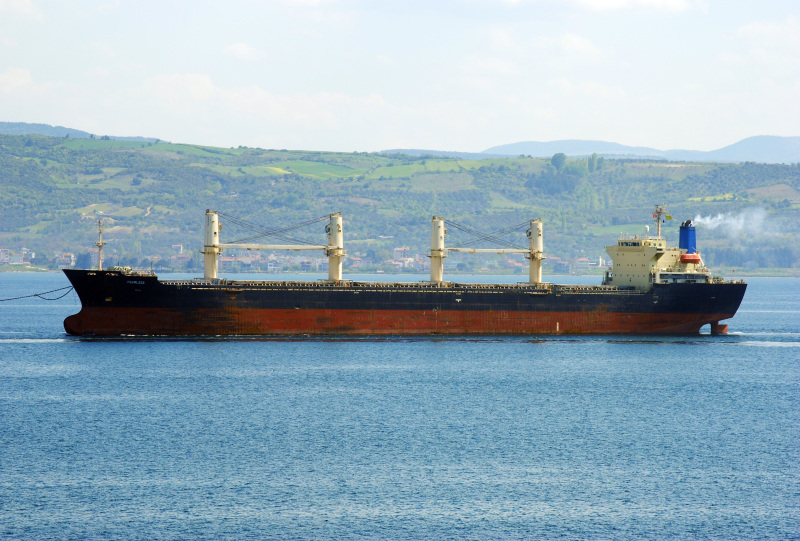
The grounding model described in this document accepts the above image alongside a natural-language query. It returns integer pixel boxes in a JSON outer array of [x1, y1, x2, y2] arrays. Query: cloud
[[143, 73, 217, 102], [0, 0, 39, 16], [548, 77, 626, 101], [726, 16, 800, 86], [487, 25, 514, 49], [281, 0, 330, 6], [223, 42, 264, 60], [134, 72, 387, 136], [0, 32, 15, 47], [737, 16, 799, 44], [560, 33, 602, 58], [374, 54, 395, 66], [0, 67, 35, 93], [571, 0, 697, 12], [463, 55, 518, 75], [736, 16, 800, 60]]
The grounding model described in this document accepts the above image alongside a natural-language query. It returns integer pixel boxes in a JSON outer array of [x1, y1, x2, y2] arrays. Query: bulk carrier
[[63, 205, 746, 336]]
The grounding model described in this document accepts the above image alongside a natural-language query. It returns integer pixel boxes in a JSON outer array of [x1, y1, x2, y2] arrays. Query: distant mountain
[[483, 140, 664, 159], [5, 122, 797, 163], [380, 148, 504, 159], [483, 136, 800, 164], [667, 136, 800, 163], [0, 122, 158, 142]]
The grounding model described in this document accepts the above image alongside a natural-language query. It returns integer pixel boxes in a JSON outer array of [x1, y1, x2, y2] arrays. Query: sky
[[0, 0, 797, 152]]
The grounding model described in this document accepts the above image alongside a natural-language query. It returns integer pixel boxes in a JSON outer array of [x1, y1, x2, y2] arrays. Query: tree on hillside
[[588, 153, 598, 172], [551, 153, 566, 171]]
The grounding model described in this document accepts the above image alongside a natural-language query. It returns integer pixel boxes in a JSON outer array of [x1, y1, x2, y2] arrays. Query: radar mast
[[95, 220, 106, 271]]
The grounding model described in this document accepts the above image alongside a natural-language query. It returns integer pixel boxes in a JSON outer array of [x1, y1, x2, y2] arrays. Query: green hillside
[[1, 134, 799, 272]]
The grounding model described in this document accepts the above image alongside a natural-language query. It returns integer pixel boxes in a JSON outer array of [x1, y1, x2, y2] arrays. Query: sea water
[[1, 273, 798, 540]]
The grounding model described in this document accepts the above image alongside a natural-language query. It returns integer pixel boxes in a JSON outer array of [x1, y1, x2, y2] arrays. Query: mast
[[95, 219, 107, 271], [326, 213, 345, 282], [654, 204, 668, 238], [202, 209, 221, 279], [429, 217, 446, 284], [527, 219, 544, 284]]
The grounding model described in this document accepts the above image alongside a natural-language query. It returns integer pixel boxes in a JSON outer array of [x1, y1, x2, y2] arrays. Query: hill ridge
[[0, 121, 158, 142], [2, 122, 797, 163], [482, 135, 800, 164]]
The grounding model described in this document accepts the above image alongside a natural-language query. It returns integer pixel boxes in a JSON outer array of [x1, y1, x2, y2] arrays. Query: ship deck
[[158, 278, 645, 295]]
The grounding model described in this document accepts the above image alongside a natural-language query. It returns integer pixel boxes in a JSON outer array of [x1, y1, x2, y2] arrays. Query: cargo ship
[[63, 206, 746, 336]]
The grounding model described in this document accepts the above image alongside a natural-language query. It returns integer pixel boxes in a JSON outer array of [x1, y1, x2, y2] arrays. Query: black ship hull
[[63, 270, 747, 336]]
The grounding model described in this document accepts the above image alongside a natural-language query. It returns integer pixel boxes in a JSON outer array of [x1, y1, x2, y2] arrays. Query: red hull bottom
[[64, 307, 734, 336]]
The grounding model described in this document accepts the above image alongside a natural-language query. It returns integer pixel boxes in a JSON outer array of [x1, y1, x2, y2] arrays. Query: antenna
[[654, 204, 667, 238], [95, 219, 107, 271]]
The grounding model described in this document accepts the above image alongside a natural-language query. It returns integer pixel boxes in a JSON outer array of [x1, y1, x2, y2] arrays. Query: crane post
[[429, 216, 446, 283], [527, 219, 544, 284], [326, 213, 345, 281], [202, 209, 220, 280]]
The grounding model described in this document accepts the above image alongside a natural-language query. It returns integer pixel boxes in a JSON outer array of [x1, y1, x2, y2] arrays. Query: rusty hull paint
[[64, 306, 734, 336]]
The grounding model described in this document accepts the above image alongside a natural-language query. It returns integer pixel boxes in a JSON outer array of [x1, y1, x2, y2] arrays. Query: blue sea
[[1, 273, 798, 540]]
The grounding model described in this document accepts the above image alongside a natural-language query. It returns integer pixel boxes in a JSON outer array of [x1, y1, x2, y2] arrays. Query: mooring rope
[[0, 286, 74, 302]]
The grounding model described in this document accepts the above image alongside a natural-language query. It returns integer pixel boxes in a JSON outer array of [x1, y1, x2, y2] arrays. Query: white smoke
[[693, 208, 770, 236]]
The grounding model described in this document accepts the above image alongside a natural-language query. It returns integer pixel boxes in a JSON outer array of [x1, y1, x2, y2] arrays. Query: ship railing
[[709, 276, 745, 284], [617, 233, 663, 241], [108, 265, 156, 277], [552, 284, 641, 294], [158, 278, 658, 293], [160, 278, 562, 292], [660, 265, 710, 274], [162, 279, 207, 286]]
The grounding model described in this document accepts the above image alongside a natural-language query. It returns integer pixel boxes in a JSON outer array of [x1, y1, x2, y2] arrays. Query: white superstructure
[[603, 205, 709, 290]]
